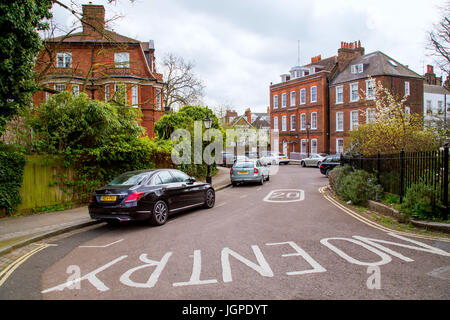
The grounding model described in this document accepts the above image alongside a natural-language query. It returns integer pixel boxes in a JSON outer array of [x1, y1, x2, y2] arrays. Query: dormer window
[[351, 63, 363, 74], [56, 52, 72, 68], [114, 52, 130, 68]]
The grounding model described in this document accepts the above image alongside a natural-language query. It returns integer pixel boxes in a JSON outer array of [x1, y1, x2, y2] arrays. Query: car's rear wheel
[[326, 169, 331, 177], [232, 181, 238, 187], [150, 200, 168, 226], [301, 161, 306, 167], [317, 161, 321, 168], [266, 175, 270, 181], [203, 188, 215, 209], [259, 176, 264, 185]]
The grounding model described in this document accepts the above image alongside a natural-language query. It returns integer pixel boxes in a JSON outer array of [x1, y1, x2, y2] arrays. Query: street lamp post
[[203, 114, 213, 184], [306, 122, 311, 158]]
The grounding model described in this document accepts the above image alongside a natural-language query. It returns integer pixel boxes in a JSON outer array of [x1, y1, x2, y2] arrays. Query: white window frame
[[336, 112, 344, 132], [311, 112, 317, 130], [350, 83, 359, 102], [405, 106, 410, 120], [131, 85, 139, 107], [366, 79, 376, 100], [114, 52, 130, 68], [273, 116, 278, 131], [45, 91, 50, 101], [105, 84, 110, 102], [273, 95, 278, 109], [156, 88, 162, 110], [281, 115, 287, 131], [351, 63, 363, 74], [301, 139, 306, 154], [336, 138, 344, 154], [281, 93, 287, 108], [290, 91, 296, 107], [290, 114, 296, 131], [310, 86, 317, 103], [300, 88, 306, 105], [366, 108, 375, 124], [404, 81, 410, 97], [114, 83, 127, 101], [72, 85, 79, 96], [350, 110, 359, 130], [336, 86, 343, 104], [54, 84, 66, 92], [311, 139, 318, 154], [300, 113, 306, 130], [56, 52, 72, 68]]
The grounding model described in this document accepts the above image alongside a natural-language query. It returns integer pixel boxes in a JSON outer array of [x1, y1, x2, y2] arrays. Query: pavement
[[0, 166, 231, 257]]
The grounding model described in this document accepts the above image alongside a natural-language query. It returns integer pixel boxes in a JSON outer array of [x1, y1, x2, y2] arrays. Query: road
[[1, 165, 449, 300]]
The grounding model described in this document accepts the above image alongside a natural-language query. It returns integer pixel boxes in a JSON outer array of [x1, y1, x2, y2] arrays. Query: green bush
[[339, 170, 381, 205], [401, 182, 444, 220], [328, 165, 352, 195], [0, 147, 26, 214]]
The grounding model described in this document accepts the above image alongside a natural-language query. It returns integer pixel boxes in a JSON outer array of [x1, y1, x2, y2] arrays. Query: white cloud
[[49, 0, 445, 115]]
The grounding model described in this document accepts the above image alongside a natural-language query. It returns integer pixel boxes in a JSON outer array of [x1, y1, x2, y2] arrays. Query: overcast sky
[[52, 0, 446, 114]]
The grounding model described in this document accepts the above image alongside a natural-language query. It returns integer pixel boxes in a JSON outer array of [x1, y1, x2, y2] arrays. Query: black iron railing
[[341, 144, 449, 218]]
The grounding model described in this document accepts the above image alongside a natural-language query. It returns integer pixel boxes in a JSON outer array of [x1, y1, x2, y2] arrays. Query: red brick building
[[329, 45, 423, 154], [269, 41, 424, 157], [33, 3, 165, 138], [269, 55, 337, 156]]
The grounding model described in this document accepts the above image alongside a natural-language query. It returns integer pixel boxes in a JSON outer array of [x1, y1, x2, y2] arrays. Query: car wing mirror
[[188, 177, 196, 183]]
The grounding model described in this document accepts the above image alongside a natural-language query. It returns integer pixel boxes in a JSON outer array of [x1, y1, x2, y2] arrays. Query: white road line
[[319, 186, 450, 242], [240, 195, 248, 199], [427, 265, 450, 281], [79, 239, 124, 248], [216, 202, 227, 208]]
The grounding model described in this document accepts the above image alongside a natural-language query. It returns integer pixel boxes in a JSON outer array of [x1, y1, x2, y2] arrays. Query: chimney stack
[[337, 40, 365, 72], [244, 108, 252, 124], [82, 3, 105, 37]]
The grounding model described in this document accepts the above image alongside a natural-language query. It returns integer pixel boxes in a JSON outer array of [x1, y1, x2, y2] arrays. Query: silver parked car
[[300, 154, 327, 168]]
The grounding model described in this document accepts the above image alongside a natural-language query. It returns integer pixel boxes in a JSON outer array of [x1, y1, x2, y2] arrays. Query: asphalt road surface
[[1, 165, 449, 300]]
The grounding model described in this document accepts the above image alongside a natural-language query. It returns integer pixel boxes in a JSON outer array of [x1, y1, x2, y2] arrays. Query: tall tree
[[427, 1, 450, 77], [0, 0, 52, 136], [161, 53, 205, 111]]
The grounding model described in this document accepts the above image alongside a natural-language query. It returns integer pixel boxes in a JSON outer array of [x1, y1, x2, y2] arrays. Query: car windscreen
[[108, 172, 149, 186], [233, 162, 254, 168]]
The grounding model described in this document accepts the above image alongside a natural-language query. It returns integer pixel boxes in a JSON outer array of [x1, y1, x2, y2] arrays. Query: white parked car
[[300, 154, 327, 168], [260, 152, 289, 165]]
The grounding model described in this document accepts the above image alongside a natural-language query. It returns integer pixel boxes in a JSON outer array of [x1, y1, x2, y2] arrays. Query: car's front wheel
[[150, 200, 169, 226], [301, 161, 306, 167], [203, 188, 215, 209]]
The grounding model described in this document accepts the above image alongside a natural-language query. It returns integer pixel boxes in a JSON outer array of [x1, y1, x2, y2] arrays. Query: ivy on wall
[[0, 146, 25, 214]]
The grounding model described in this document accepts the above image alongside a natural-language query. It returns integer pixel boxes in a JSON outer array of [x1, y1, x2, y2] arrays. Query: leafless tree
[[160, 53, 205, 111], [427, 1, 450, 77]]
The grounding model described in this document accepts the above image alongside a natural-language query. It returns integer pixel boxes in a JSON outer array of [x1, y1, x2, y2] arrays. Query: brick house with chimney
[[329, 43, 423, 154], [33, 3, 165, 138], [269, 54, 337, 157], [269, 41, 424, 157]]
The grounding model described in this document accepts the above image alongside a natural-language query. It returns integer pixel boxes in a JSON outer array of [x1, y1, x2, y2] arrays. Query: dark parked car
[[319, 155, 341, 177], [89, 169, 215, 226]]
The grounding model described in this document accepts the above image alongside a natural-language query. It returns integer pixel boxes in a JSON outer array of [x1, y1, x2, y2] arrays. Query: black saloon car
[[319, 155, 341, 177], [89, 169, 215, 226]]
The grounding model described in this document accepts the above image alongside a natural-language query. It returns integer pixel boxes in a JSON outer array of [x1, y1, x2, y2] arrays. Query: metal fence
[[341, 144, 449, 215]]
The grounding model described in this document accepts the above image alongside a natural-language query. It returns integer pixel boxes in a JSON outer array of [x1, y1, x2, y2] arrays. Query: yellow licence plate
[[238, 171, 249, 174], [100, 195, 117, 202]]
